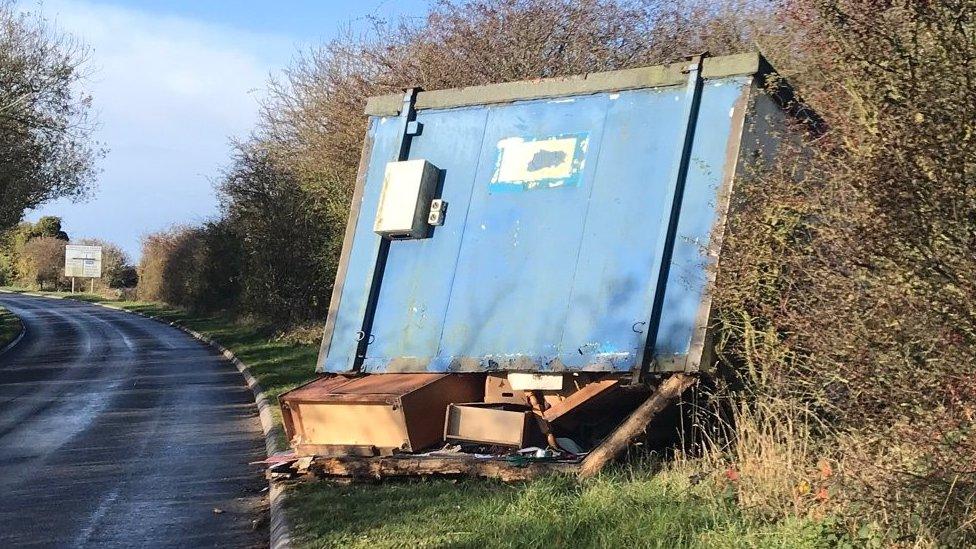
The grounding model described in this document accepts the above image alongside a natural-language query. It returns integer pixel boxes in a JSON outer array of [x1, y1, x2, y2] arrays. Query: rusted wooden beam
[[577, 373, 696, 479]]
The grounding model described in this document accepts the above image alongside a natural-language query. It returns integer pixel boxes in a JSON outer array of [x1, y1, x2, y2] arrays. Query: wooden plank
[[542, 379, 620, 423], [307, 455, 579, 482]]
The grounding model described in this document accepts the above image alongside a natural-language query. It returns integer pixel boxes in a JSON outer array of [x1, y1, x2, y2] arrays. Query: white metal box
[[373, 159, 439, 239]]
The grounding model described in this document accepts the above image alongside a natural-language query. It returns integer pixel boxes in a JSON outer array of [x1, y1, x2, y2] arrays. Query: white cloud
[[26, 0, 294, 258]]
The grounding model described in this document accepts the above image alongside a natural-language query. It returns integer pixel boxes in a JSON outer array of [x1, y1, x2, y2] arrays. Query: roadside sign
[[64, 245, 103, 279]]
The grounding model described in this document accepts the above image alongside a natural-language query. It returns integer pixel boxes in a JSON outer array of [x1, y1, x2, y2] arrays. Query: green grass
[[285, 468, 830, 548], [0, 302, 24, 349], [0, 287, 837, 548]]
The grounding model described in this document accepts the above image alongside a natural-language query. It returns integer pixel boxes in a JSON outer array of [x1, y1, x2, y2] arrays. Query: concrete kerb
[[0, 290, 293, 549]]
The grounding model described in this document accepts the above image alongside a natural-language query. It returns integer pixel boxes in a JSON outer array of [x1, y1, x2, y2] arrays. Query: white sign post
[[64, 245, 103, 293]]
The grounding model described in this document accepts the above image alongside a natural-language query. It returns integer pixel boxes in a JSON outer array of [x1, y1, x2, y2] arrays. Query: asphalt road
[[0, 294, 267, 548]]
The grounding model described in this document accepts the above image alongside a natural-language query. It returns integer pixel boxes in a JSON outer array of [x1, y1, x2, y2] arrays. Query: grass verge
[[0, 287, 839, 548], [284, 465, 830, 548], [0, 302, 24, 350]]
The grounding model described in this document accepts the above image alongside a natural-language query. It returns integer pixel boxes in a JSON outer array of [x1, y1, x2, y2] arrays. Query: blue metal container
[[318, 53, 811, 375]]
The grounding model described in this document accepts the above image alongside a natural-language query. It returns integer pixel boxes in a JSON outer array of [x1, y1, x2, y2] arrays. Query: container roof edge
[[363, 52, 768, 116]]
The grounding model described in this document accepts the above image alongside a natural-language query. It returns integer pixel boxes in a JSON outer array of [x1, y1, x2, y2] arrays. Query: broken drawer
[[444, 403, 545, 448]]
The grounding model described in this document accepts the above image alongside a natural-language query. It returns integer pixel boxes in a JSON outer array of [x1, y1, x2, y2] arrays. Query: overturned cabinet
[[279, 52, 818, 470], [281, 373, 483, 456]]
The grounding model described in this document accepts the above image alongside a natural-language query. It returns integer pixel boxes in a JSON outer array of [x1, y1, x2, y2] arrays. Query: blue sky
[[26, 0, 431, 258]]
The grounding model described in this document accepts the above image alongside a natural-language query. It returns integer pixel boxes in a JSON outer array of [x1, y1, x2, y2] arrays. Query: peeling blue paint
[[322, 75, 757, 374]]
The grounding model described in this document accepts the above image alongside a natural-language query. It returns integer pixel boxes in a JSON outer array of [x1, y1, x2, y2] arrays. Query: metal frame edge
[[364, 53, 762, 116], [316, 128, 377, 372], [653, 77, 755, 374]]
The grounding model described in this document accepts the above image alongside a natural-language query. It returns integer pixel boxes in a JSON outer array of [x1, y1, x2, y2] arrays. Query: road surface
[[0, 294, 266, 548]]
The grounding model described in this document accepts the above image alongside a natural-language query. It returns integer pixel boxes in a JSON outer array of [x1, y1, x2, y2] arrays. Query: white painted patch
[[492, 136, 579, 186], [508, 372, 564, 391]]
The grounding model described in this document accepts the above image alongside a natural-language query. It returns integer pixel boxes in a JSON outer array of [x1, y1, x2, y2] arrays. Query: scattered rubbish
[[250, 452, 298, 466], [294, 456, 314, 474], [284, 452, 580, 482], [417, 444, 467, 457], [541, 379, 621, 425], [267, 370, 670, 482], [555, 437, 584, 455], [516, 447, 552, 459]]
